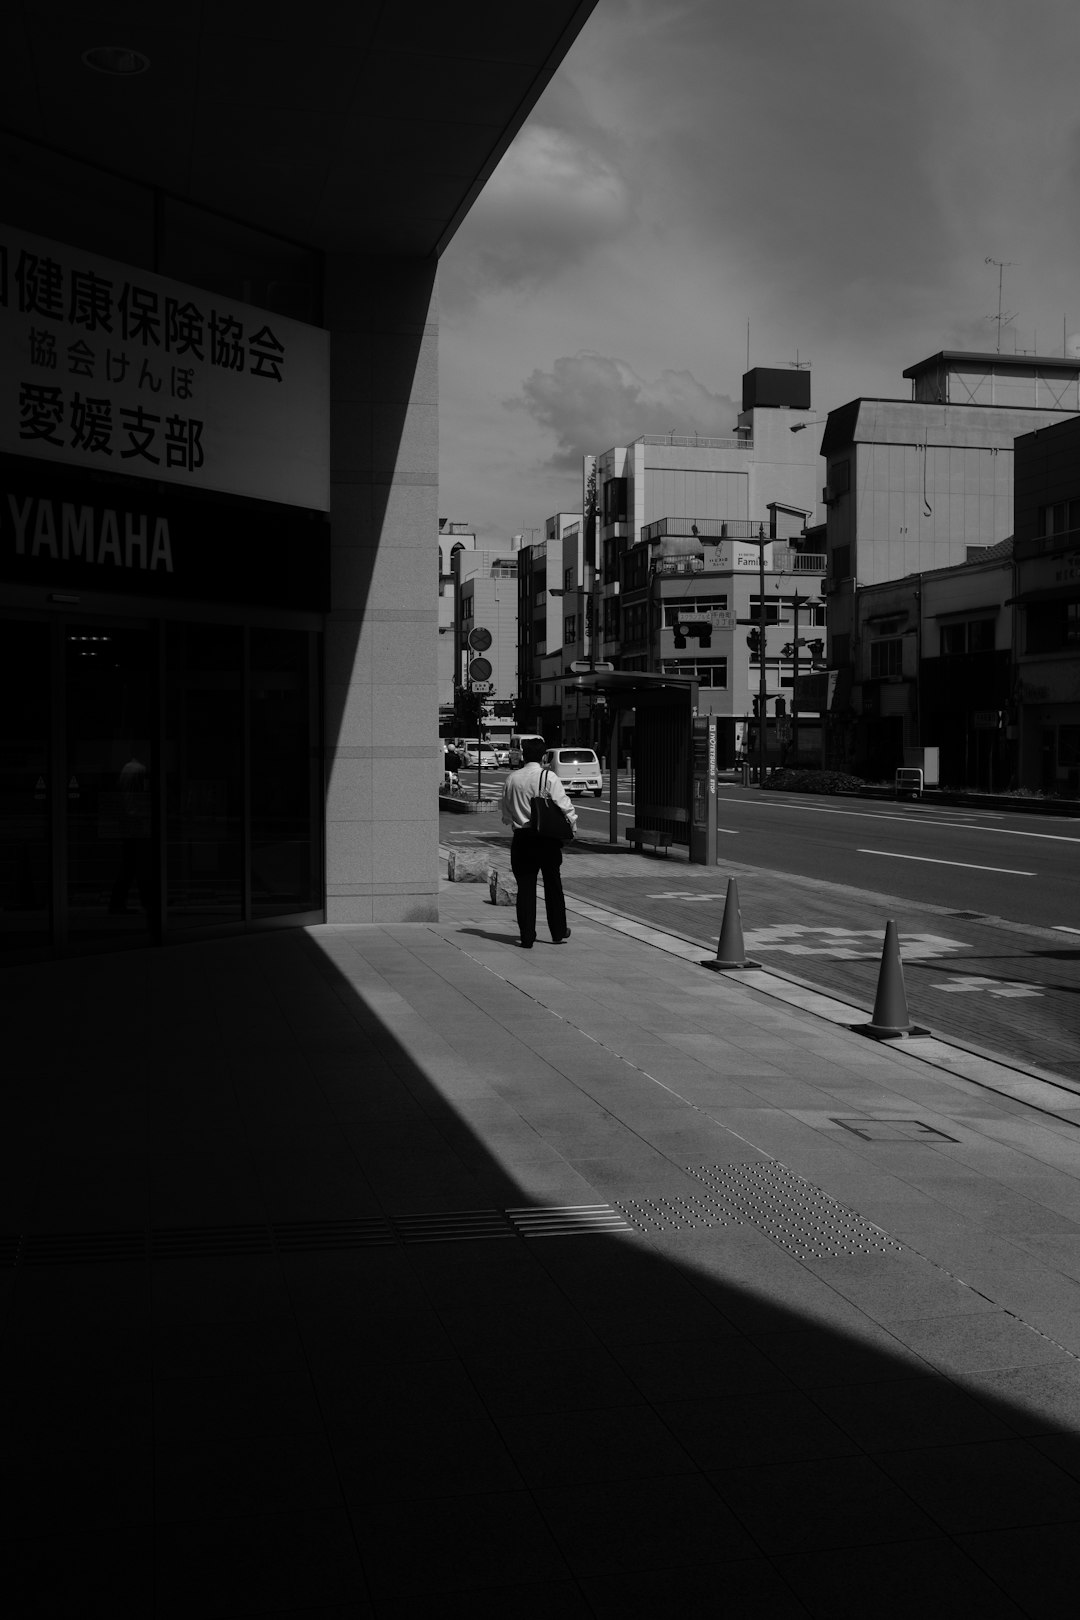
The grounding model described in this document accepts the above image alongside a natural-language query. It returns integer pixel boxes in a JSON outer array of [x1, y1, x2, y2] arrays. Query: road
[[452, 771, 1080, 1082]]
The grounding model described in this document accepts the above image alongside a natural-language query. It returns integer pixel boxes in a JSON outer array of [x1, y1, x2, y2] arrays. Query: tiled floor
[[4, 869, 1080, 1615]]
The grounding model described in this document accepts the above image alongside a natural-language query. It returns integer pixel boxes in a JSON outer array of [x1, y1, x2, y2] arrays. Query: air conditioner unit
[[822, 485, 836, 505]]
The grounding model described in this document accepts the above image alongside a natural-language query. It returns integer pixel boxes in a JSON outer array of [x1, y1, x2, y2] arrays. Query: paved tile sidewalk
[[5, 873, 1080, 1615]]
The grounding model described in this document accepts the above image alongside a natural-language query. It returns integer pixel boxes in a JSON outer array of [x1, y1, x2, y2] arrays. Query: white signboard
[[0, 225, 329, 511], [677, 608, 737, 630], [698, 542, 791, 573]]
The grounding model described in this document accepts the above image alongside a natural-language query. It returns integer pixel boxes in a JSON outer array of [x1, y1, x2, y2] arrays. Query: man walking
[[500, 738, 577, 947]]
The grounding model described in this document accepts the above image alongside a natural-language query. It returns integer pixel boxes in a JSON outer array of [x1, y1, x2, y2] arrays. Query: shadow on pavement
[[4, 923, 1080, 1616]]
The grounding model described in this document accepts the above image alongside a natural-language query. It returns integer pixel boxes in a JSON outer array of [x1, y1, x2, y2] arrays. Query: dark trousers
[[510, 830, 567, 942]]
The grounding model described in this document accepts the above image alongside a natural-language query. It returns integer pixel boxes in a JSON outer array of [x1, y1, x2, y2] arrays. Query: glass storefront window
[[0, 620, 51, 955], [250, 629, 320, 917], [165, 623, 243, 929]]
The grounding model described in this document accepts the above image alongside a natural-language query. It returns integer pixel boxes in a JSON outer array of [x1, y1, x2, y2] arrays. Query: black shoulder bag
[[529, 767, 575, 841]]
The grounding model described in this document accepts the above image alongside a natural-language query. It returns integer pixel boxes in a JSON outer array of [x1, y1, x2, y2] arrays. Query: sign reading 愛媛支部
[[0, 225, 329, 511]]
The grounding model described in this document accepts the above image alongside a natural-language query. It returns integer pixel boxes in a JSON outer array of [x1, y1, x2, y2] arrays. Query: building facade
[[437, 520, 476, 713], [0, 4, 596, 956], [581, 370, 826, 760], [1012, 417, 1080, 796], [822, 351, 1080, 755]]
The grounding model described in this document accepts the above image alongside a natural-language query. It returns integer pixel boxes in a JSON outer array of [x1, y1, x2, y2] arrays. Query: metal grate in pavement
[[392, 1209, 517, 1243], [507, 1204, 636, 1238], [152, 1225, 275, 1260], [20, 1229, 147, 1266], [273, 1217, 395, 1252], [685, 1162, 904, 1260]]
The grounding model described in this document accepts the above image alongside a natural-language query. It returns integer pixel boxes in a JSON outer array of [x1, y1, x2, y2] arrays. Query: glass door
[[0, 619, 52, 956], [65, 622, 158, 944]]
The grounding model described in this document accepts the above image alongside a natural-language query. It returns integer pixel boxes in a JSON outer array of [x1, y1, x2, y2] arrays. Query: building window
[[869, 637, 903, 678], [748, 597, 782, 624], [663, 595, 727, 628], [603, 598, 619, 637], [941, 618, 995, 655], [831, 545, 851, 581], [621, 602, 648, 644], [661, 658, 728, 688], [1038, 498, 1080, 536], [535, 589, 546, 606], [602, 477, 627, 526], [564, 568, 574, 591], [563, 615, 577, 645]]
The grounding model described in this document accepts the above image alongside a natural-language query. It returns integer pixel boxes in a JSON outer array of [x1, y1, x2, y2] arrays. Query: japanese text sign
[[1, 226, 329, 511]]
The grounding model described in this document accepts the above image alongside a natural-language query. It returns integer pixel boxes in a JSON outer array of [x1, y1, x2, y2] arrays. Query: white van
[[509, 733, 545, 768], [542, 746, 602, 797]]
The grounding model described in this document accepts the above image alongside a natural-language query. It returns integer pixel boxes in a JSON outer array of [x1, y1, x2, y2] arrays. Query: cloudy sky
[[439, 0, 1080, 541]]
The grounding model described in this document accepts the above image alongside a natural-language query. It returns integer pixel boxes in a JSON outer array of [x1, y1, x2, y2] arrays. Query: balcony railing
[[642, 518, 772, 542], [791, 553, 826, 572], [634, 433, 752, 451]]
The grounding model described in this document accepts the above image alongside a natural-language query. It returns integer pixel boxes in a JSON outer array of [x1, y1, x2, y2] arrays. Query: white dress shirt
[[500, 761, 578, 831]]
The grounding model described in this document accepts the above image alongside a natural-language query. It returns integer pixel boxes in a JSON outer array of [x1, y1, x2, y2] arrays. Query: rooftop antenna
[[746, 318, 750, 373], [984, 257, 1017, 353]]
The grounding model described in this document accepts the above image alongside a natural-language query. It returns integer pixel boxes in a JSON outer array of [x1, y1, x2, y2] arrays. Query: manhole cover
[[833, 1118, 958, 1143]]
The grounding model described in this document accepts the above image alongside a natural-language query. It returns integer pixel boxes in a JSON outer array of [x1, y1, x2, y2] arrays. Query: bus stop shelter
[[560, 670, 717, 861]]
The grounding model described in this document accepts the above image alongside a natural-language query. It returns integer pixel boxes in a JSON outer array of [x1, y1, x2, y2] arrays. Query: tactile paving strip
[[685, 1161, 904, 1260]]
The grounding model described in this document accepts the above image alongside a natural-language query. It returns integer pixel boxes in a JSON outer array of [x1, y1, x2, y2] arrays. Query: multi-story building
[[453, 545, 521, 724], [437, 520, 476, 714], [823, 351, 1080, 728], [516, 513, 581, 739], [831, 544, 1014, 786], [1012, 415, 1080, 796], [583, 368, 826, 760]]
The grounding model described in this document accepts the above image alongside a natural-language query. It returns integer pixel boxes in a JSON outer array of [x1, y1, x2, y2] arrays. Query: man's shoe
[[518, 938, 534, 948], [553, 929, 571, 943]]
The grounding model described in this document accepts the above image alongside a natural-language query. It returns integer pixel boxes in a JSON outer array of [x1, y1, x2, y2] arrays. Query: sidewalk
[[5, 865, 1080, 1615]]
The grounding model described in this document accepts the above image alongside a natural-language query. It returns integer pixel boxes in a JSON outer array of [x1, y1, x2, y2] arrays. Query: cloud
[[512, 353, 740, 471], [442, 126, 631, 307]]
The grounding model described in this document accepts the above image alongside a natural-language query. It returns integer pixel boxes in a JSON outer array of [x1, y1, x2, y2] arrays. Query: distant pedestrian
[[500, 738, 576, 947]]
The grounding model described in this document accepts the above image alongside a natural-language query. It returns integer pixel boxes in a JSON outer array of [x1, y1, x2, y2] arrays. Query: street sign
[[569, 659, 614, 673], [467, 626, 492, 652], [468, 656, 492, 682], [973, 710, 1001, 729], [471, 681, 493, 693], [677, 609, 736, 631]]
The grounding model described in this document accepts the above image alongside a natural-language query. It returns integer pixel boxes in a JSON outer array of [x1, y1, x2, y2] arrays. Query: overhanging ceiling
[[0, 1, 597, 257]]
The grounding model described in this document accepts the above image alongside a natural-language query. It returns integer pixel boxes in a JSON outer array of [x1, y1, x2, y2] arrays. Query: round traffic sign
[[469, 656, 492, 682], [467, 626, 492, 652]]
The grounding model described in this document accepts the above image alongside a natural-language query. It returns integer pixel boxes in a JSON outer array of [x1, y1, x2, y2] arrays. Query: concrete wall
[[323, 255, 440, 922]]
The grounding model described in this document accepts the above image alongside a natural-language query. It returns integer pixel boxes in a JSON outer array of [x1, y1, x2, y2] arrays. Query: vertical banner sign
[[0, 226, 330, 511]]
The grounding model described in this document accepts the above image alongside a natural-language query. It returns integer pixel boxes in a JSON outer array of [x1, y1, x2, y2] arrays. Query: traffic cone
[[703, 878, 758, 971], [859, 920, 927, 1039]]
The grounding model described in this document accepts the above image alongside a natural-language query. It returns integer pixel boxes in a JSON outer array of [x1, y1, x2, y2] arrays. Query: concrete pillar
[[323, 255, 439, 921]]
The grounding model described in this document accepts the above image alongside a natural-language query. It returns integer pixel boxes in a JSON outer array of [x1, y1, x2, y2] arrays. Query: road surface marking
[[1054, 925, 1080, 934], [725, 797, 1080, 843], [858, 849, 1036, 876], [930, 975, 1044, 999], [743, 924, 968, 961], [647, 891, 717, 902]]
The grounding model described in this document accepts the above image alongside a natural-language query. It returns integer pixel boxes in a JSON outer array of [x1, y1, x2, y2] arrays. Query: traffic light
[[775, 696, 787, 718], [781, 642, 794, 659], [746, 628, 761, 656]]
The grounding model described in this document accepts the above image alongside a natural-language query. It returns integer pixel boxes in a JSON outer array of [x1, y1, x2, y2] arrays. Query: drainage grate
[[616, 1194, 747, 1234], [272, 1217, 395, 1252], [21, 1229, 147, 1266], [392, 1209, 517, 1243], [685, 1162, 904, 1260], [152, 1225, 275, 1260], [833, 1118, 958, 1144], [508, 1205, 636, 1238]]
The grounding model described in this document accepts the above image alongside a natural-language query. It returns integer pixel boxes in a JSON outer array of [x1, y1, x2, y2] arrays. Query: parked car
[[492, 743, 511, 767], [462, 741, 499, 769], [509, 733, 545, 767], [542, 746, 602, 796]]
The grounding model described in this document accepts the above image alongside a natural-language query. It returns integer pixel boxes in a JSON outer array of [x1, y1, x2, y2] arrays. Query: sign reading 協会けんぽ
[[0, 225, 330, 512]]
